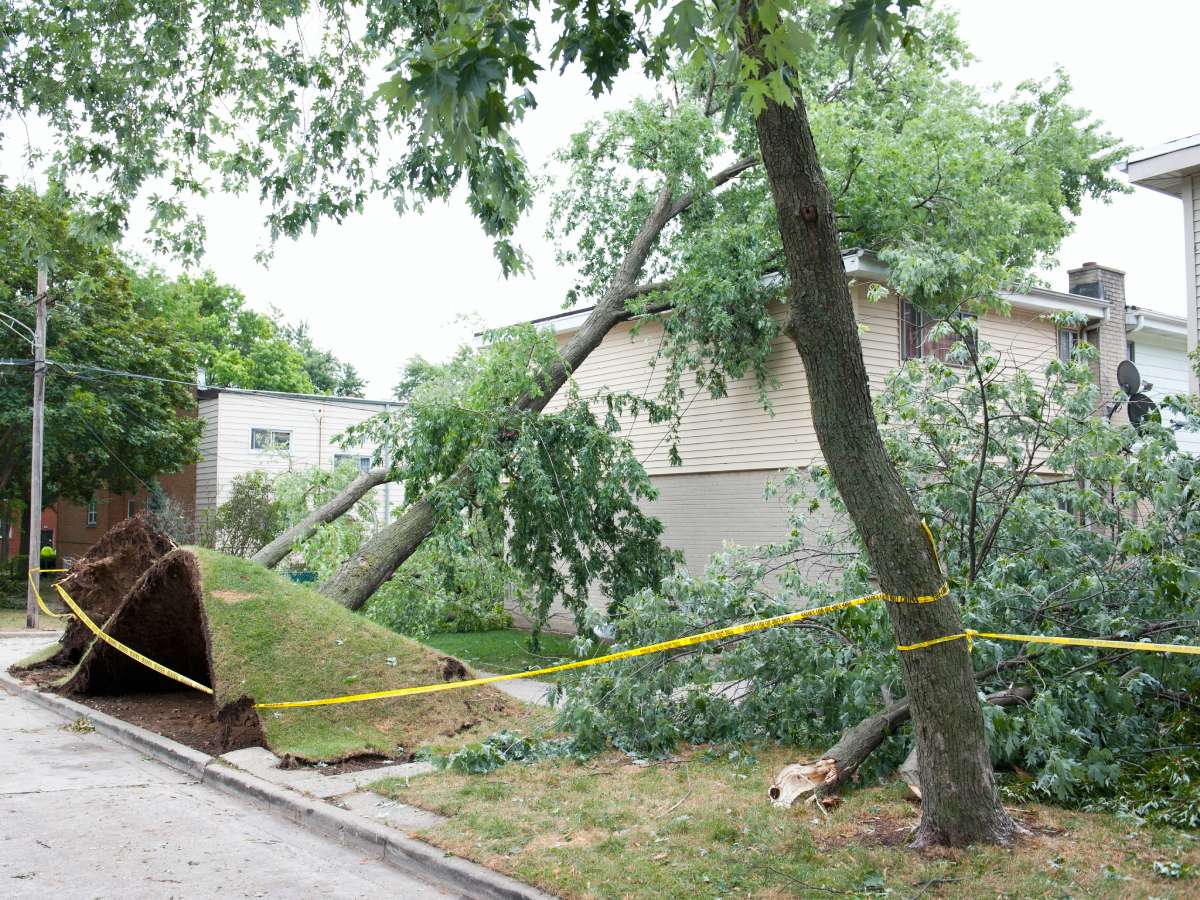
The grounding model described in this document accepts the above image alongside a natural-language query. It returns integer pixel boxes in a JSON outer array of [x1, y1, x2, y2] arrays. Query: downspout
[[382, 402, 392, 526]]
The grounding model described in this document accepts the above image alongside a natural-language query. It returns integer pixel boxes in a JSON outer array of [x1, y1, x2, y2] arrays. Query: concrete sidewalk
[[0, 636, 555, 900], [477, 670, 554, 706], [0, 674, 451, 898]]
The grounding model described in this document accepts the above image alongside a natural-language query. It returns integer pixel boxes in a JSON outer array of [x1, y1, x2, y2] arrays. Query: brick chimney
[[1068, 262, 1127, 404]]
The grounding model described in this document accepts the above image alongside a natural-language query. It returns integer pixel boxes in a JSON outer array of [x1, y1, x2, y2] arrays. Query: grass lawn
[[424, 628, 584, 681], [375, 744, 1199, 899], [193, 549, 550, 759], [0, 607, 62, 631]]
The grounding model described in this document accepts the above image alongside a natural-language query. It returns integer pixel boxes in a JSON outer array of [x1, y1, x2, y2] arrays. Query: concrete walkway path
[[477, 671, 555, 706], [0, 638, 453, 899]]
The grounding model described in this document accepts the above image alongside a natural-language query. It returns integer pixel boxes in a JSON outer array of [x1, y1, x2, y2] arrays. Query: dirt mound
[[58, 549, 268, 753], [23, 542, 536, 761], [52, 515, 175, 663]]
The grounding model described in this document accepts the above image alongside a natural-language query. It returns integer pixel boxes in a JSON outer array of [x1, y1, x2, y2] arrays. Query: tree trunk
[[319, 159, 758, 610], [251, 467, 389, 568], [751, 91, 1014, 845]]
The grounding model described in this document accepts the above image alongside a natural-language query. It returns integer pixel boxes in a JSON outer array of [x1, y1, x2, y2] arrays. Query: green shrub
[[200, 471, 284, 557], [365, 523, 515, 639]]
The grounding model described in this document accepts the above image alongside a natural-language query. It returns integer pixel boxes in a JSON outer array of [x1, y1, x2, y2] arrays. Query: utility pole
[[25, 260, 47, 630]]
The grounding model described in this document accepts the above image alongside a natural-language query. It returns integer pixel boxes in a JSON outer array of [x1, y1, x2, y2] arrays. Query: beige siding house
[[529, 254, 1192, 629], [1124, 134, 1200, 393], [194, 388, 401, 525]]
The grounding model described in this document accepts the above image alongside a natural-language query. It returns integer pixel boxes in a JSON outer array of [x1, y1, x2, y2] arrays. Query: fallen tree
[[315, 151, 759, 610], [251, 466, 389, 568]]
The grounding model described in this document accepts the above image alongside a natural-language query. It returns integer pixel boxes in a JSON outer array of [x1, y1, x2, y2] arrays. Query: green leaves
[[831, 0, 925, 61], [345, 327, 677, 632], [0, 185, 201, 506], [558, 332, 1200, 814]]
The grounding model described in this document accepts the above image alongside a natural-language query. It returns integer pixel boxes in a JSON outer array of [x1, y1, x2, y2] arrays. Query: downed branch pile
[[556, 342, 1200, 826]]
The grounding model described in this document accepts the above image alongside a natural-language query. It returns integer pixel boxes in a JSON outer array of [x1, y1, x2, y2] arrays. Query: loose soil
[[63, 550, 213, 696], [73, 691, 264, 756], [281, 752, 416, 775]]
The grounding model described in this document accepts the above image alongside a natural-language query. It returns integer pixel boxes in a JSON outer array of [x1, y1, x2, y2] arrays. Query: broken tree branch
[[768, 686, 1033, 807]]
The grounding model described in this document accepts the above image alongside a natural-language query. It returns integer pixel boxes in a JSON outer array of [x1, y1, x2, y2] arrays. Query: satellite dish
[[1117, 360, 1141, 397], [1127, 392, 1158, 433]]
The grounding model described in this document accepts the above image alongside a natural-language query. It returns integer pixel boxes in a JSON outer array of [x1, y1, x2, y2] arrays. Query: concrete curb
[[0, 668, 211, 779], [0, 629, 66, 638], [0, 670, 557, 900]]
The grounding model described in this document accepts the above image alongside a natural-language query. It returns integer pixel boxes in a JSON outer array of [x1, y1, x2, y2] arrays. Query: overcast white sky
[[9, 1, 1200, 397]]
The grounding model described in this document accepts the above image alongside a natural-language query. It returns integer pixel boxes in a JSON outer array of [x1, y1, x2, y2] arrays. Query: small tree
[[201, 471, 284, 558], [146, 483, 196, 545]]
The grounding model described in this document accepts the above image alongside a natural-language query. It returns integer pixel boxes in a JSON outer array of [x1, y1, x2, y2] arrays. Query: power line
[[67, 406, 157, 497]]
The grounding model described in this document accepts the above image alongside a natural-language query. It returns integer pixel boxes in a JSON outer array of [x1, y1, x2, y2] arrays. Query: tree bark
[[750, 89, 1014, 845], [318, 158, 759, 610], [250, 467, 390, 568], [827, 686, 1033, 794]]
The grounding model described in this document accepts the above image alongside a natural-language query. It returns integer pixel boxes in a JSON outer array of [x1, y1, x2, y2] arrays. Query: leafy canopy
[[134, 270, 365, 396], [0, 184, 200, 507], [2, 0, 921, 270], [546, 8, 1123, 458], [557, 337, 1200, 827], [345, 326, 679, 629]]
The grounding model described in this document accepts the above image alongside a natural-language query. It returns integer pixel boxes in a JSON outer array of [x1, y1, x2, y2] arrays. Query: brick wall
[[1068, 262, 1128, 420], [52, 462, 198, 560]]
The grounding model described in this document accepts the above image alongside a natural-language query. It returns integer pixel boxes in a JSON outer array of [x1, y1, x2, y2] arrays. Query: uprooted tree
[[6, 0, 1125, 845]]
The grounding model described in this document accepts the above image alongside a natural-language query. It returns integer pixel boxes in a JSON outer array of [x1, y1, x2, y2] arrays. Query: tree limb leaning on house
[[315, 149, 759, 609]]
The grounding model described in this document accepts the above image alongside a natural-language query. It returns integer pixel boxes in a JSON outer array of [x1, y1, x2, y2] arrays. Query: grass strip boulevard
[[374, 745, 1200, 899]]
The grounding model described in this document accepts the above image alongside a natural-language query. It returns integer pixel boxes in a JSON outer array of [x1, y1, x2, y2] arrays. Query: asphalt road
[[0, 639, 452, 899]]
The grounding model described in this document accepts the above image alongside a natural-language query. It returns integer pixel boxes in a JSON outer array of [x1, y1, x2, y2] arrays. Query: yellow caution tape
[[32, 522, 1006, 710], [53, 583, 214, 695], [895, 632, 972, 652], [45, 560, 1200, 712], [48, 570, 941, 710], [27, 568, 72, 620], [254, 591, 888, 709], [899, 629, 1200, 656]]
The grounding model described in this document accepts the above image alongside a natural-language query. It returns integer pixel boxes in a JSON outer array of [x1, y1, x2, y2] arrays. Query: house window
[[250, 428, 292, 451], [901, 299, 976, 362], [1126, 341, 1135, 362], [1057, 328, 1080, 363], [86, 499, 97, 528], [333, 453, 372, 474], [127, 498, 136, 518]]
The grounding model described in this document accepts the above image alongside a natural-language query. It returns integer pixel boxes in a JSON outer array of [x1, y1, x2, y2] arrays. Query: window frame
[[249, 427, 293, 452], [1057, 328, 1081, 363], [86, 498, 97, 528], [332, 453, 373, 474], [900, 299, 977, 364]]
